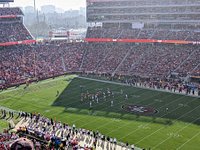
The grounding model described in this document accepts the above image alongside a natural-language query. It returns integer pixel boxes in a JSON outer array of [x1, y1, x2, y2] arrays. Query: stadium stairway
[[173, 49, 198, 72], [14, 118, 142, 150], [112, 49, 132, 76]]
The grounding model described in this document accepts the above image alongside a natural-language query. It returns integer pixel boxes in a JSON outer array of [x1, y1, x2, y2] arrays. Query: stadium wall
[[0, 40, 36, 46], [84, 38, 195, 44]]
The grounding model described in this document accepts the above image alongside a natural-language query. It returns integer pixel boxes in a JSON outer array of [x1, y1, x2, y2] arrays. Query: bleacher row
[[87, 0, 200, 7], [0, 7, 32, 43], [0, 23, 33, 43], [0, 42, 200, 88], [0, 110, 137, 150], [86, 27, 200, 41], [0, 7, 23, 16]]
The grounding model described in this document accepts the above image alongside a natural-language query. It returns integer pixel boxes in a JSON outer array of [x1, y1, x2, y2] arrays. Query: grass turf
[[0, 75, 200, 149], [0, 120, 8, 132]]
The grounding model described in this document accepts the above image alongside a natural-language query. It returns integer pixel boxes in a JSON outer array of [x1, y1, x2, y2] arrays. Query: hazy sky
[[11, 0, 86, 10]]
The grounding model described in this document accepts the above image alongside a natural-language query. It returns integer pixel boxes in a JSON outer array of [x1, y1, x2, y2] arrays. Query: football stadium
[[0, 0, 200, 149]]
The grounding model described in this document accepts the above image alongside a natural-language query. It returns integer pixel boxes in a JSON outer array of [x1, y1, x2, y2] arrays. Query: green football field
[[0, 75, 200, 150]]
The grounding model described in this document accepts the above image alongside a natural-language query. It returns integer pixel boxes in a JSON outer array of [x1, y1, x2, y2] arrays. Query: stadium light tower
[[34, 0, 36, 12], [33, 0, 39, 39]]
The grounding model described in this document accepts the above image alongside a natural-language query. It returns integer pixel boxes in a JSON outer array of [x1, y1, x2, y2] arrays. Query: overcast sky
[[11, 0, 86, 10]]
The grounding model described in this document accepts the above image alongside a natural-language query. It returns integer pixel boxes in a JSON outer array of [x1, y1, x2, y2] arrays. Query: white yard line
[[69, 86, 196, 150], [74, 90, 163, 131], [1, 75, 145, 131], [151, 104, 200, 149], [1, 75, 199, 150], [118, 95, 199, 141], [1, 76, 199, 98], [69, 78, 175, 129], [0, 76, 67, 95], [108, 94, 192, 137], [78, 76, 200, 98], [0, 75, 156, 136], [69, 77, 200, 144], [69, 84, 154, 127], [176, 131, 200, 150]]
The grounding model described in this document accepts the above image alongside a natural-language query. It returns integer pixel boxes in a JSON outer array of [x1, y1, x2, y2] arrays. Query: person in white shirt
[[125, 94, 128, 100], [113, 138, 117, 145], [131, 144, 135, 150], [111, 100, 113, 107]]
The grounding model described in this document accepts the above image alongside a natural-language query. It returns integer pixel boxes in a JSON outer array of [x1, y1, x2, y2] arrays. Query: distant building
[[41, 5, 55, 14], [56, 8, 64, 13], [24, 6, 34, 14], [79, 7, 86, 16], [64, 9, 79, 17], [49, 28, 86, 40]]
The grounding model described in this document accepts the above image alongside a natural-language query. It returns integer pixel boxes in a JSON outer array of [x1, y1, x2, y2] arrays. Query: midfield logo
[[122, 104, 158, 115]]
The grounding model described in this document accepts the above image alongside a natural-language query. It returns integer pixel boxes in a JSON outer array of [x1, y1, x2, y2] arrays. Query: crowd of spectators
[[0, 7, 32, 43], [176, 49, 200, 77], [0, 7, 23, 16], [32, 42, 84, 78], [87, 0, 200, 24], [0, 22, 33, 43], [88, 0, 199, 8], [95, 44, 129, 74], [0, 110, 136, 150], [86, 27, 200, 41], [0, 132, 12, 150], [0, 45, 35, 86], [81, 43, 110, 72], [0, 42, 200, 88], [88, 13, 200, 22], [192, 65, 200, 76], [0, 124, 19, 150], [0, 42, 84, 88], [88, 7, 200, 15], [81, 43, 200, 79], [127, 44, 196, 78]]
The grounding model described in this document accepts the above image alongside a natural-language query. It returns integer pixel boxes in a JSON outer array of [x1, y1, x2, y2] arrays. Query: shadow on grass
[[63, 107, 173, 126], [52, 78, 200, 126]]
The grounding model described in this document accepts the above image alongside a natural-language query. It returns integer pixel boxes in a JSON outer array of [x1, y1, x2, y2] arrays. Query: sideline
[[0, 75, 76, 95], [1, 75, 199, 98], [78, 76, 200, 98]]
